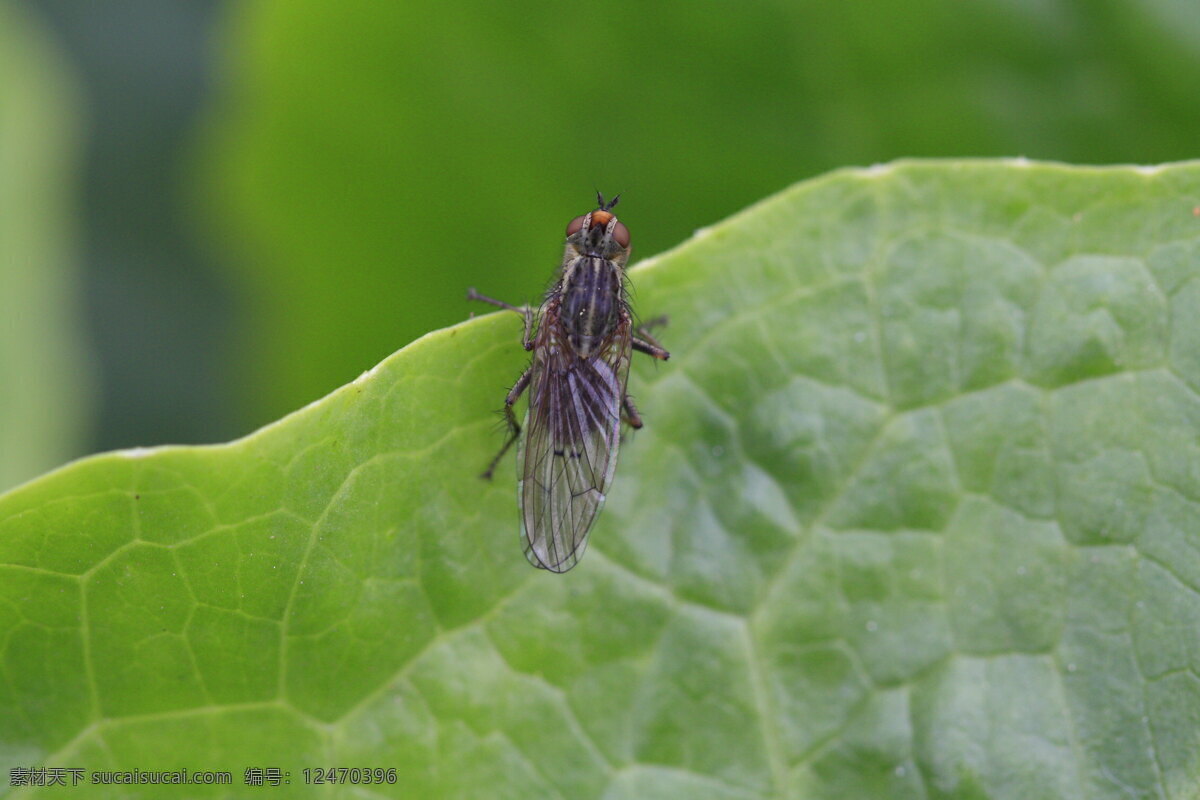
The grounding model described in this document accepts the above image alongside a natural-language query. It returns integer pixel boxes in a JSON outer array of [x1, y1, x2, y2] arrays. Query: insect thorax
[[557, 255, 624, 357]]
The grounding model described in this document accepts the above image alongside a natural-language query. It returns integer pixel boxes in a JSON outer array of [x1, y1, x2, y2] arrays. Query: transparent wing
[[517, 323, 631, 572]]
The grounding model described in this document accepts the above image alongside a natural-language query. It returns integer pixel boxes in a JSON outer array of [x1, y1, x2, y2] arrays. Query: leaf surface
[[5, 161, 1200, 799]]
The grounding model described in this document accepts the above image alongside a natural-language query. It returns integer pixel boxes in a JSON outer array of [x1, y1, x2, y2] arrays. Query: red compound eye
[[611, 220, 630, 247], [566, 214, 587, 237]]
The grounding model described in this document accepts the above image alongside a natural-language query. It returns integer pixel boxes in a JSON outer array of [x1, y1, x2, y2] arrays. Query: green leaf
[[5, 160, 1200, 798], [0, 2, 90, 491]]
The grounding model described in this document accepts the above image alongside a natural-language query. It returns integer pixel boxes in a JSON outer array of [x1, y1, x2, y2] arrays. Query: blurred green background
[[3, 0, 1199, 491]]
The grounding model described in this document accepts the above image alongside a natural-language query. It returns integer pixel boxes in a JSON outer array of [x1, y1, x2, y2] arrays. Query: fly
[[467, 192, 669, 572]]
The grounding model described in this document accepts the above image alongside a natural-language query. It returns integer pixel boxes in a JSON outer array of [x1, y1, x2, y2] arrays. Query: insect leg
[[467, 288, 535, 351], [519, 307, 534, 351], [633, 314, 669, 359], [466, 287, 525, 313], [481, 366, 533, 480], [622, 393, 644, 429], [632, 337, 670, 361]]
